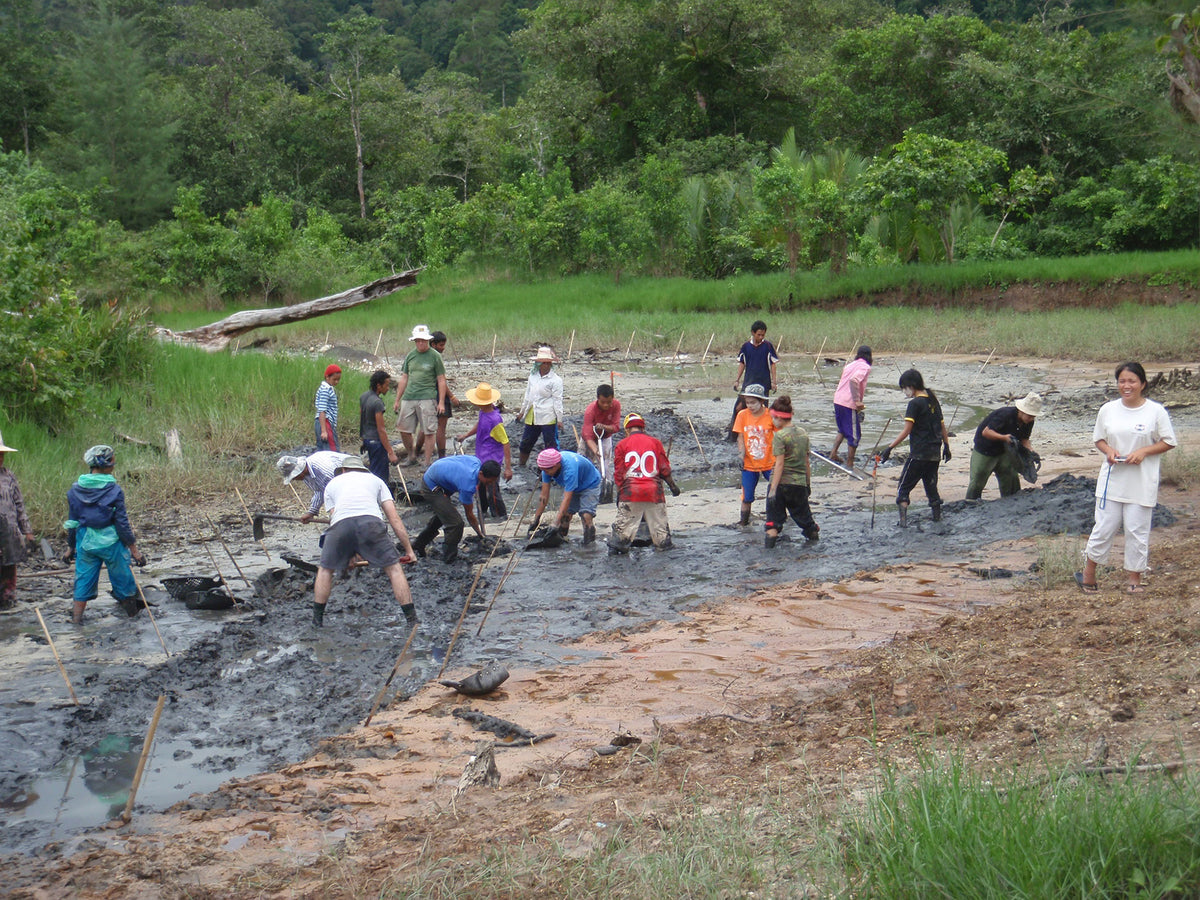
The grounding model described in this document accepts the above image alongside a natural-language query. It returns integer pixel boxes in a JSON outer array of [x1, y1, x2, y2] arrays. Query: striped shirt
[[315, 381, 338, 426], [301, 451, 350, 515]]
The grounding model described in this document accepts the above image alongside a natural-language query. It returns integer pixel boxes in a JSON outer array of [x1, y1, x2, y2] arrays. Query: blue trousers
[[74, 534, 137, 602]]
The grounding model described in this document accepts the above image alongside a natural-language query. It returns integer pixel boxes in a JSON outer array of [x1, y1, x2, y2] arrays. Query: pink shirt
[[833, 358, 871, 409]]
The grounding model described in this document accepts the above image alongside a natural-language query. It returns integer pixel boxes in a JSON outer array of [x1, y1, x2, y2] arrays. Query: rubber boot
[[442, 543, 459, 564], [739, 505, 751, 527], [804, 524, 821, 542], [931, 502, 943, 522], [583, 523, 596, 545], [898, 503, 908, 528], [117, 596, 141, 618], [401, 604, 419, 627], [764, 532, 778, 550], [312, 601, 326, 627]]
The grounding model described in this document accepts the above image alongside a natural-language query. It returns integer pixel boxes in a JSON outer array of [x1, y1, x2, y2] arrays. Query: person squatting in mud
[[0, 430, 34, 610], [764, 396, 820, 549], [360, 370, 399, 487], [412, 455, 502, 563], [65, 445, 147, 625], [459, 382, 513, 520], [966, 392, 1043, 500], [608, 413, 680, 554], [517, 346, 564, 468], [313, 457, 418, 628], [277, 451, 352, 523], [530, 448, 601, 545], [314, 363, 341, 452], [732, 383, 776, 526], [1078, 361, 1177, 595], [727, 320, 779, 440], [879, 369, 951, 527], [830, 346, 872, 470]]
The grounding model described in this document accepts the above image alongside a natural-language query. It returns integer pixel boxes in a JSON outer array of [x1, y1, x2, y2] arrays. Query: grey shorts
[[319, 515, 400, 570], [398, 399, 438, 435], [567, 485, 600, 518]]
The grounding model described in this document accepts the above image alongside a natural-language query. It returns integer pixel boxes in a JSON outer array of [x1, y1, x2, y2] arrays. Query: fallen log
[[159, 269, 422, 352]]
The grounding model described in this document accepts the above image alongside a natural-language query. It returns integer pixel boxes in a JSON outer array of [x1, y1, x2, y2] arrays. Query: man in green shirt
[[392, 324, 448, 469]]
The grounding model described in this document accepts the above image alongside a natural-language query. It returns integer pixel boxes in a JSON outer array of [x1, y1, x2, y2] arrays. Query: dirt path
[[2, 352, 1197, 896]]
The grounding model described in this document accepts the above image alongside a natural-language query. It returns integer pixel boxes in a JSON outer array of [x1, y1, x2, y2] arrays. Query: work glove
[[879, 446, 892, 463], [942, 444, 953, 463]]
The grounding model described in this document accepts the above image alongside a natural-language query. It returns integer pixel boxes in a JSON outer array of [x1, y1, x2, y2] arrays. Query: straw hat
[[465, 383, 501, 406], [409, 324, 434, 342], [530, 346, 557, 363], [0, 429, 16, 453], [1015, 392, 1044, 417]]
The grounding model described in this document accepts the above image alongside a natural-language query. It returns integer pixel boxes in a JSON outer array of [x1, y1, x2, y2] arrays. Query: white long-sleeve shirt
[[520, 369, 564, 425]]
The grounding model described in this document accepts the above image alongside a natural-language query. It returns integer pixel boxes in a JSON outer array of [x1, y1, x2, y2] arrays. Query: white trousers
[[1084, 499, 1153, 573]]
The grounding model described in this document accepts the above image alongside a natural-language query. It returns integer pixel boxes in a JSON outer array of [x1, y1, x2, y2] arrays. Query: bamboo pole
[[363, 621, 420, 727], [121, 694, 165, 824], [701, 333, 715, 367], [812, 337, 828, 386], [374, 328, 384, 358], [476, 492, 535, 636], [35, 608, 79, 706], [130, 569, 171, 655], [567, 329, 575, 359], [624, 330, 635, 360], [672, 330, 685, 362], [193, 524, 239, 608], [202, 511, 252, 587], [686, 416, 709, 466], [437, 533, 505, 680], [491, 334, 497, 361]]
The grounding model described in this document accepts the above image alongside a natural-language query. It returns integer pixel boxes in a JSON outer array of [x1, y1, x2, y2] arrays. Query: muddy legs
[[898, 502, 908, 528]]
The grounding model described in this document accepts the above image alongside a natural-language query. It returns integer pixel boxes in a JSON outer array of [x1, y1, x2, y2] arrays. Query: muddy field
[[1, 349, 1197, 895]]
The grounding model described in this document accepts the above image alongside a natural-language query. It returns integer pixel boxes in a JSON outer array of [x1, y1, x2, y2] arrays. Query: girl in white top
[[1080, 361, 1177, 594]]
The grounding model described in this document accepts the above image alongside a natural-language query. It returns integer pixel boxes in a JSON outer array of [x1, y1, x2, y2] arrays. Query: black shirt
[[359, 390, 385, 442], [904, 394, 945, 461], [972, 406, 1033, 457]]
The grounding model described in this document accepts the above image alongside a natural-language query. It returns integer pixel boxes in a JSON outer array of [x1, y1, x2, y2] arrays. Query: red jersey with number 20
[[613, 432, 672, 503]]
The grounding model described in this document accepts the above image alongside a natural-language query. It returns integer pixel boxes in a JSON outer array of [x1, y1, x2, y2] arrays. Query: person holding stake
[[764, 397, 819, 549], [1078, 362, 1176, 594], [65, 445, 147, 624], [879, 369, 951, 526], [313, 457, 418, 628], [530, 448, 601, 544], [966, 392, 1043, 499], [0, 430, 34, 610], [830, 346, 872, 469], [412, 456, 502, 563]]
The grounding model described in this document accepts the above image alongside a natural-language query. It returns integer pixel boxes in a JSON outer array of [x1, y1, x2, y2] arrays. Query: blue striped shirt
[[315, 381, 338, 426]]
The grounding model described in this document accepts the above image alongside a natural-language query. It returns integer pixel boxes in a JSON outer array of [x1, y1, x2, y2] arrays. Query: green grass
[[829, 755, 1200, 899], [1163, 447, 1200, 491]]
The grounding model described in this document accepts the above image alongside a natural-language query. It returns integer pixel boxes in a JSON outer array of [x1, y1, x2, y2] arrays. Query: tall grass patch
[[830, 755, 1200, 899]]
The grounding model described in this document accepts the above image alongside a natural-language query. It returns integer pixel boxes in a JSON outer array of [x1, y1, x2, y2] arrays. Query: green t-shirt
[[401, 347, 446, 401], [772, 424, 810, 487]]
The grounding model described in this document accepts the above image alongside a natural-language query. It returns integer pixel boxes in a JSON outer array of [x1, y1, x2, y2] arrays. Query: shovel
[[595, 425, 614, 504], [252, 513, 329, 540]]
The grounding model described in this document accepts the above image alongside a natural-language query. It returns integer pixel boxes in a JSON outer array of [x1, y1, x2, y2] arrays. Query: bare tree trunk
[[161, 269, 421, 351]]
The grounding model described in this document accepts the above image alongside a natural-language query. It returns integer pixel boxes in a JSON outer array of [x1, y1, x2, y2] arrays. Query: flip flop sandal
[[1126, 583, 1145, 594], [1074, 572, 1099, 594]]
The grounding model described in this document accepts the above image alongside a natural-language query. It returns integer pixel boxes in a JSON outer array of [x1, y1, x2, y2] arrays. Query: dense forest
[[3, 0, 1200, 323]]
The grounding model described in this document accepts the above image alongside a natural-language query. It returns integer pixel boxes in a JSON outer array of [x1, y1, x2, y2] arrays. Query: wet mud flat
[[1, 353, 1195, 859]]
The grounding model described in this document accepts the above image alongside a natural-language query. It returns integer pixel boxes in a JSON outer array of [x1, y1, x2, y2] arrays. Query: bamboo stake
[[491, 334, 497, 361], [288, 482, 307, 513], [202, 511, 252, 587], [130, 570, 171, 655], [812, 337, 828, 387], [672, 330, 685, 362], [567, 329, 575, 359], [868, 417, 894, 531], [35, 608, 79, 706], [569, 421, 582, 452], [363, 621, 420, 727], [476, 492, 535, 636], [701, 333, 715, 367], [234, 486, 272, 561], [624, 330, 635, 360], [393, 462, 413, 506], [121, 694, 165, 824], [193, 524, 239, 608], [374, 328, 384, 358], [691, 420, 705, 468], [437, 532, 505, 680]]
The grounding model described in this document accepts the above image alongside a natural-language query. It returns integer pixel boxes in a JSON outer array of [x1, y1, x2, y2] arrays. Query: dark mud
[[0, 355, 1192, 858]]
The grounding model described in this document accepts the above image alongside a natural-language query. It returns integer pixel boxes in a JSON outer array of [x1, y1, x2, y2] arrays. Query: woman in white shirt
[[1079, 362, 1177, 594]]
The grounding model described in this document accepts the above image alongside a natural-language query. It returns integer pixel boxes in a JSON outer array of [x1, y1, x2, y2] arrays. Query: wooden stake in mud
[[121, 694, 165, 824], [567, 329, 575, 359], [946, 347, 997, 432], [288, 482, 307, 513], [686, 415, 709, 466], [701, 333, 715, 367], [491, 334, 497, 362], [374, 328, 384, 358], [202, 511, 252, 587], [812, 337, 828, 387], [193, 524, 239, 609], [130, 570, 171, 655], [625, 330, 636, 361], [672, 330, 685, 363], [476, 492, 535, 636], [35, 608, 79, 706], [234, 486, 272, 561], [363, 620, 420, 727], [868, 417, 893, 531], [569, 421, 582, 453], [438, 532, 505, 680], [392, 461, 412, 506]]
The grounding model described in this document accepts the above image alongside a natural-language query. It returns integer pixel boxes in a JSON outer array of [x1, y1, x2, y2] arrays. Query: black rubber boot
[[931, 502, 943, 522], [311, 602, 326, 627], [898, 504, 908, 528], [583, 524, 596, 545], [443, 543, 459, 564], [764, 533, 778, 550], [401, 604, 419, 627], [117, 596, 141, 618], [739, 506, 751, 527], [804, 524, 821, 542]]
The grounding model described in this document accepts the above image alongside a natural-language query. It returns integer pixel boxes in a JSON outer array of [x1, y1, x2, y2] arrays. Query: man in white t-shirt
[[313, 458, 419, 628]]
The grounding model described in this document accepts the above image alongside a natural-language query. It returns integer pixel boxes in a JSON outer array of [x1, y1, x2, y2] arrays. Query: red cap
[[324, 364, 342, 377]]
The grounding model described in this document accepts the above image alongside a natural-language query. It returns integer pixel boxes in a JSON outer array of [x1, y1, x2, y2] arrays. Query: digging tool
[[252, 512, 329, 541], [130, 569, 171, 655], [39, 537, 55, 562], [203, 511, 252, 587], [438, 530, 506, 680], [35, 608, 79, 706], [595, 425, 614, 504], [363, 620, 421, 727], [120, 694, 165, 824], [809, 449, 865, 480], [686, 416, 709, 466], [235, 486, 272, 561], [287, 482, 307, 512]]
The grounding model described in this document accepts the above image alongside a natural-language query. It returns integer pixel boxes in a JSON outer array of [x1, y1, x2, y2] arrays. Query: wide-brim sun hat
[[537, 448, 562, 469], [740, 384, 769, 401], [1015, 392, 1044, 417], [623, 413, 645, 430], [0, 429, 16, 452], [465, 383, 501, 406], [410, 324, 434, 341], [278, 455, 308, 483], [336, 456, 370, 473], [530, 346, 557, 363]]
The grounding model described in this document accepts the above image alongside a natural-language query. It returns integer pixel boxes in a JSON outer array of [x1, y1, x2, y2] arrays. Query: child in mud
[[0, 430, 34, 610], [879, 369, 951, 526], [65, 445, 147, 624], [314, 363, 341, 452], [764, 397, 819, 549], [830, 346, 872, 469], [732, 384, 776, 526], [727, 320, 779, 440], [458, 382, 513, 520]]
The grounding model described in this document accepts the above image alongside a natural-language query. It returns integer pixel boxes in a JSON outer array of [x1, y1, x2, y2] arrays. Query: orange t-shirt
[[733, 407, 776, 472]]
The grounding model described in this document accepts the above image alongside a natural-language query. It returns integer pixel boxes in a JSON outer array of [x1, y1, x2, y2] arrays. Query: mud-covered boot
[[311, 601, 326, 627], [764, 532, 778, 550], [898, 504, 908, 528], [583, 523, 596, 545], [401, 604, 419, 628], [739, 505, 751, 527], [442, 543, 459, 564], [117, 596, 141, 618], [931, 502, 943, 522], [804, 523, 821, 542]]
